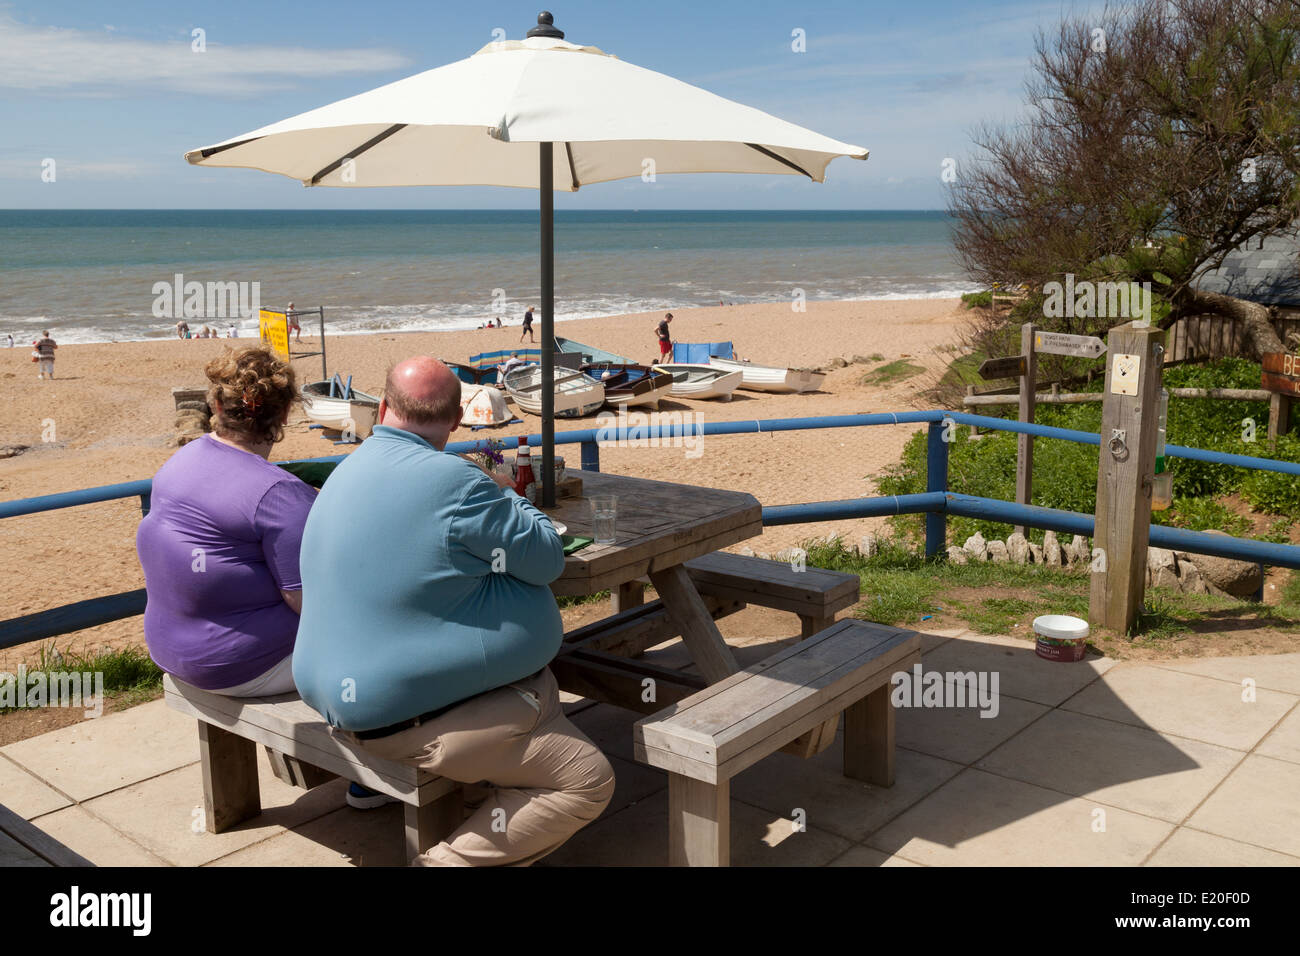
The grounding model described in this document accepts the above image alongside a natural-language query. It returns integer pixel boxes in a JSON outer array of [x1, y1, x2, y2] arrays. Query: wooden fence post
[[1089, 322, 1166, 634], [1014, 322, 1037, 536]]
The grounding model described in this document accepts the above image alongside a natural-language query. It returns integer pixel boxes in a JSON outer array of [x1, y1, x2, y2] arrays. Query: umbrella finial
[[527, 11, 565, 39]]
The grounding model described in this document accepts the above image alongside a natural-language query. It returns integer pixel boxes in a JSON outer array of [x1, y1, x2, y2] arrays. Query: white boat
[[708, 357, 826, 394], [460, 385, 513, 426], [503, 364, 606, 418], [301, 378, 380, 437], [584, 363, 674, 408], [653, 363, 743, 401]]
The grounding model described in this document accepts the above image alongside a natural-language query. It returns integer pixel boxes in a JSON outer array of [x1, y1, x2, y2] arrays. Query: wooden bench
[[632, 619, 920, 866], [684, 552, 861, 638], [0, 803, 93, 867], [163, 675, 462, 860]]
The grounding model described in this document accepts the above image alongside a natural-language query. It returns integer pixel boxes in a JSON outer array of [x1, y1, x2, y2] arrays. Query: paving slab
[[919, 632, 1114, 707], [1, 699, 196, 802], [894, 692, 1049, 764], [537, 789, 852, 867], [32, 805, 170, 867], [731, 740, 963, 842], [1151, 653, 1300, 695], [83, 747, 350, 867], [1145, 827, 1300, 867], [1185, 754, 1300, 858], [828, 845, 922, 866], [976, 709, 1241, 822], [1063, 663, 1297, 751], [866, 768, 1173, 866], [1255, 706, 1300, 766], [0, 754, 72, 819], [210, 804, 407, 867]]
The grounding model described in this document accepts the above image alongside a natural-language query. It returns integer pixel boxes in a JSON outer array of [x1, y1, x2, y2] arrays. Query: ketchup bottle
[[513, 444, 535, 499]]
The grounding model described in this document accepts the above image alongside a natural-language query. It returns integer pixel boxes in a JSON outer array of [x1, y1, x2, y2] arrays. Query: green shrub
[[1239, 435, 1300, 514], [961, 290, 993, 308]]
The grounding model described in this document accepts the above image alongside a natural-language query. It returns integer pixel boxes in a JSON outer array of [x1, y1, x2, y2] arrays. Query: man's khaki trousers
[[353, 667, 615, 866]]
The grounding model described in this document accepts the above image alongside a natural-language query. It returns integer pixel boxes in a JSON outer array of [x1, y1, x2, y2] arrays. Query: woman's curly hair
[[205, 346, 297, 446]]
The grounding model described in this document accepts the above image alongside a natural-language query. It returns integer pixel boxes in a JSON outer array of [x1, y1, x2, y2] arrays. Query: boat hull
[[708, 357, 826, 393], [503, 365, 606, 418], [654, 364, 743, 400], [301, 382, 380, 437]]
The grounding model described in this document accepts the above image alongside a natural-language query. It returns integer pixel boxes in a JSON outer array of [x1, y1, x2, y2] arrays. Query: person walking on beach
[[175, 320, 189, 340], [293, 357, 614, 865], [7, 333, 15, 348], [655, 312, 673, 361], [34, 330, 57, 380], [520, 306, 535, 343], [287, 302, 302, 343]]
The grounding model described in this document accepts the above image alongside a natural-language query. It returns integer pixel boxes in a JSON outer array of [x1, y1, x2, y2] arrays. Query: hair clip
[[240, 388, 263, 414]]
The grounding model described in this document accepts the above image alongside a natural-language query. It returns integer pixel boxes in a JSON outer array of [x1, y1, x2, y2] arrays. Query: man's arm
[[451, 464, 565, 586]]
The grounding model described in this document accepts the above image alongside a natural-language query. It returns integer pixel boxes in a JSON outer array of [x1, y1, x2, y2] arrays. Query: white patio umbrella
[[185, 11, 868, 503]]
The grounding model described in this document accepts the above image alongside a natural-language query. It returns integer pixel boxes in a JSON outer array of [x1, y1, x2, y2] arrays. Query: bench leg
[[403, 789, 464, 861], [843, 682, 895, 786], [668, 775, 729, 867], [799, 613, 835, 639], [197, 721, 260, 833], [264, 747, 340, 790], [611, 580, 645, 614]]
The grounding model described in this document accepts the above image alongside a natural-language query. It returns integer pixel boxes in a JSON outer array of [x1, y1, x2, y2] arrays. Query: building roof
[[1195, 228, 1300, 306]]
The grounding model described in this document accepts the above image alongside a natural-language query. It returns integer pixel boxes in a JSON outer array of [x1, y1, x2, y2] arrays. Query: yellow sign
[[259, 309, 290, 360]]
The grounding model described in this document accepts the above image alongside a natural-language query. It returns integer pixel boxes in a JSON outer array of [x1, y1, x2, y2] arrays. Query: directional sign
[[978, 355, 1028, 380], [1034, 331, 1107, 359], [1262, 352, 1300, 398]]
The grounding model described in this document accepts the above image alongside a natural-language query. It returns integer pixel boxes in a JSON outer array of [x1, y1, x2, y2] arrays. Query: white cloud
[[0, 15, 411, 96]]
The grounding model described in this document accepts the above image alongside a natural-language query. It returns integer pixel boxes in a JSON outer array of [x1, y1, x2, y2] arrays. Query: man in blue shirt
[[294, 356, 613, 866]]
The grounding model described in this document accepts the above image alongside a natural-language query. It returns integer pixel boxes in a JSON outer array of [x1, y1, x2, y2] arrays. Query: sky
[[0, 0, 1108, 210]]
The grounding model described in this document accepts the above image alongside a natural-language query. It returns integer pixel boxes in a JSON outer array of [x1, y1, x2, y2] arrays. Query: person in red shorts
[[655, 312, 673, 360]]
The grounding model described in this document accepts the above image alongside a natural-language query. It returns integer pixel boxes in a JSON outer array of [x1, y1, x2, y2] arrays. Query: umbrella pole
[[539, 142, 556, 507]]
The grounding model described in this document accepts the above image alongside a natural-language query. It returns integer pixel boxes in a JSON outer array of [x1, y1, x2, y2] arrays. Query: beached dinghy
[[653, 363, 743, 401], [446, 360, 499, 386], [555, 336, 633, 365], [503, 364, 606, 418], [460, 385, 512, 426], [583, 363, 673, 408], [301, 376, 380, 437], [708, 356, 826, 394]]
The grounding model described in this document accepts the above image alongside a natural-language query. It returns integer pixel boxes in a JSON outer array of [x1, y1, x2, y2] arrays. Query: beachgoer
[[135, 346, 316, 698], [495, 317, 503, 328], [34, 330, 56, 380], [227, 324, 238, 338], [499, 352, 526, 378], [520, 306, 535, 343], [184, 328, 192, 340], [655, 312, 673, 360], [6, 333, 13, 348], [293, 357, 614, 861], [287, 302, 301, 343], [175, 320, 189, 340]]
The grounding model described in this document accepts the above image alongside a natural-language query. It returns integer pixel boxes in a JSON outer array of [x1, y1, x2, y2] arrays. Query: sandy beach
[[0, 297, 966, 670]]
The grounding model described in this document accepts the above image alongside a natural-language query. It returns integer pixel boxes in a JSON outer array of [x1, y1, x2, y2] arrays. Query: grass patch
[[1, 644, 163, 714], [860, 359, 925, 387], [557, 589, 611, 609], [803, 536, 1300, 645]]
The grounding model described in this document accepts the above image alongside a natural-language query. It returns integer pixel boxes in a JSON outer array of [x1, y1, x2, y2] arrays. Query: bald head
[[380, 357, 462, 447]]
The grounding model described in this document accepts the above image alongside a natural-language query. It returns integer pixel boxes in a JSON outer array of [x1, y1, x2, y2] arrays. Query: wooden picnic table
[[543, 471, 763, 708]]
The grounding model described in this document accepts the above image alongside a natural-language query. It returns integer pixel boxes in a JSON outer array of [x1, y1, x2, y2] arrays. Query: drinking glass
[[589, 494, 617, 545]]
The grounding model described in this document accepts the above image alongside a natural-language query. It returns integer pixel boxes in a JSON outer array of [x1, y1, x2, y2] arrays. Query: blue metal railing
[[3, 410, 1298, 649]]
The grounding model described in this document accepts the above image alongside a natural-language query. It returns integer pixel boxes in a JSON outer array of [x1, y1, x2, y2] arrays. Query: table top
[[545, 471, 762, 597]]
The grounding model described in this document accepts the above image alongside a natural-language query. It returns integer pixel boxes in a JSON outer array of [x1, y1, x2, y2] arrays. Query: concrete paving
[[3, 630, 1297, 866]]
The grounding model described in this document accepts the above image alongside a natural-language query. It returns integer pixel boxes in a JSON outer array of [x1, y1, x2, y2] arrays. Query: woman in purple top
[[136, 347, 317, 696]]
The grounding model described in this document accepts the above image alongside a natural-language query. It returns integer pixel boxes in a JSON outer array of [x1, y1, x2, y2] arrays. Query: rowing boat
[[652, 363, 743, 400], [300, 377, 380, 437], [583, 363, 673, 408], [503, 364, 606, 418], [708, 357, 826, 394]]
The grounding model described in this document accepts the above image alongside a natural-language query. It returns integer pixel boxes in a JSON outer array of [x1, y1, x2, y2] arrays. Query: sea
[[0, 209, 974, 344]]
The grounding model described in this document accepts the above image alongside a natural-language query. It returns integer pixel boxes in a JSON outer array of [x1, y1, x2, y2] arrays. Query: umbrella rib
[[194, 137, 261, 161], [744, 143, 812, 179], [307, 124, 408, 185], [564, 143, 579, 190]]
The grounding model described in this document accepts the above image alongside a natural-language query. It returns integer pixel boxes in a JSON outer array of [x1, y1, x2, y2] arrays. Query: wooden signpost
[[1261, 352, 1298, 440], [1090, 323, 1165, 633]]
